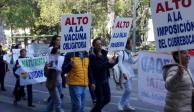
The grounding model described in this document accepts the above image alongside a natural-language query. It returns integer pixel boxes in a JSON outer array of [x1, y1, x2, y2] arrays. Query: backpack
[[111, 50, 127, 89]]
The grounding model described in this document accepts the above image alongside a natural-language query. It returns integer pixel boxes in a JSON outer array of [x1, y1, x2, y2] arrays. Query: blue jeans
[[69, 85, 86, 112], [46, 84, 63, 112], [120, 79, 132, 106]]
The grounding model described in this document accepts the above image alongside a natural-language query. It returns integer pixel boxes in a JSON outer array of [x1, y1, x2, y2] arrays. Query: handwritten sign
[[16, 56, 47, 86]]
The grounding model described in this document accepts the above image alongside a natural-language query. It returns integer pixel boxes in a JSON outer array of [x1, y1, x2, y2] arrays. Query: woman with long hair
[[45, 47, 64, 112]]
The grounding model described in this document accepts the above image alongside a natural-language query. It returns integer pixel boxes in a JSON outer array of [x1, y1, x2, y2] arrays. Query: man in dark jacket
[[89, 38, 116, 112]]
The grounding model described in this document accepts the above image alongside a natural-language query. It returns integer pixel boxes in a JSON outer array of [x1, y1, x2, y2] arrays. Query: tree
[[136, 0, 150, 44], [1, 0, 38, 34]]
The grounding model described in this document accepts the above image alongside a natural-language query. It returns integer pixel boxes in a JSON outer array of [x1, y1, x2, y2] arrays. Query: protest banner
[[57, 56, 64, 71], [138, 51, 173, 106], [16, 56, 47, 86], [27, 44, 50, 57], [151, 0, 194, 52], [188, 56, 194, 79], [12, 49, 20, 63], [108, 17, 133, 52], [138, 51, 194, 107], [61, 14, 92, 53], [3, 54, 11, 63]]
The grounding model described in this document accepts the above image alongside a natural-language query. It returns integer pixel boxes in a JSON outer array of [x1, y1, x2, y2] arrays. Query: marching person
[[0, 55, 8, 91], [89, 38, 116, 112], [163, 50, 193, 112], [0, 45, 8, 91], [45, 47, 64, 112], [62, 51, 89, 112], [48, 35, 64, 99], [117, 39, 137, 111], [13, 49, 35, 107]]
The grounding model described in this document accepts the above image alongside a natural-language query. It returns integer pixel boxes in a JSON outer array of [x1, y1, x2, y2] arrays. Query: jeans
[[120, 79, 132, 106], [46, 84, 63, 112], [57, 82, 62, 95], [69, 85, 86, 112], [91, 82, 111, 112]]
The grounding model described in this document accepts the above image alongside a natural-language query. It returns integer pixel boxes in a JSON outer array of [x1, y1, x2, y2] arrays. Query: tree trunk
[[0, 16, 5, 43], [107, 0, 115, 34]]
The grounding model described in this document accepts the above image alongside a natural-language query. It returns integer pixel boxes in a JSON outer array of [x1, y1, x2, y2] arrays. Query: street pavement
[[0, 67, 163, 112]]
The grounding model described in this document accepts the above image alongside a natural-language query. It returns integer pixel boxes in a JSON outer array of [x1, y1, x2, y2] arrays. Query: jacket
[[62, 52, 89, 86], [0, 59, 8, 82], [89, 49, 114, 84], [163, 64, 193, 112]]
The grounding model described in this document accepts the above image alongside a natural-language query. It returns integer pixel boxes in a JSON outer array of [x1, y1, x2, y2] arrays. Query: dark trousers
[[89, 84, 96, 102], [91, 82, 111, 112], [0, 74, 5, 90], [13, 79, 33, 105]]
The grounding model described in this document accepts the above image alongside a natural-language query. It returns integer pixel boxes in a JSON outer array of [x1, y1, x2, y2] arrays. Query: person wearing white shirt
[[118, 39, 138, 111]]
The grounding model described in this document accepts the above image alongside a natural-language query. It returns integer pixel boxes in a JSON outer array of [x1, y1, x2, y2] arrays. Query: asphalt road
[[0, 66, 163, 112]]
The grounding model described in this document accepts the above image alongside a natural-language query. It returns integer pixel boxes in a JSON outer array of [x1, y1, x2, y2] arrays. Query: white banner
[[138, 51, 194, 107], [17, 56, 47, 86], [12, 49, 20, 63], [3, 54, 11, 63], [61, 14, 92, 53], [151, 0, 194, 52], [108, 17, 133, 52], [57, 56, 64, 71], [188, 56, 194, 79], [27, 44, 50, 57], [138, 51, 173, 106]]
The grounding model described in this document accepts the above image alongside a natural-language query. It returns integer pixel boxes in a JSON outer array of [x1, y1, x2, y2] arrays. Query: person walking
[[0, 45, 8, 91], [45, 47, 64, 112], [0, 56, 8, 91], [13, 49, 35, 107], [62, 51, 89, 112], [163, 50, 193, 112], [89, 38, 116, 112], [117, 39, 137, 111], [48, 35, 64, 100]]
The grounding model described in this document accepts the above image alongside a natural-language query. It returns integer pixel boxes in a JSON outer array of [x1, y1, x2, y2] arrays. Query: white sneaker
[[124, 105, 136, 111], [118, 103, 124, 111]]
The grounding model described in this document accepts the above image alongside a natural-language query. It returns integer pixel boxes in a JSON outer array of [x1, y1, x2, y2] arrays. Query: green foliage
[[1, 0, 37, 30], [0, 0, 152, 46], [115, 0, 132, 17]]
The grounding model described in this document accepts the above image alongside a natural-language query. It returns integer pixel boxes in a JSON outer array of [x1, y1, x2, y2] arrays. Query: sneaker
[[124, 105, 135, 111], [118, 103, 124, 111]]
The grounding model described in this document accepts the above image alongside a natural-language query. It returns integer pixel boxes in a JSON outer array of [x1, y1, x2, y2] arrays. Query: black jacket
[[89, 49, 114, 84]]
